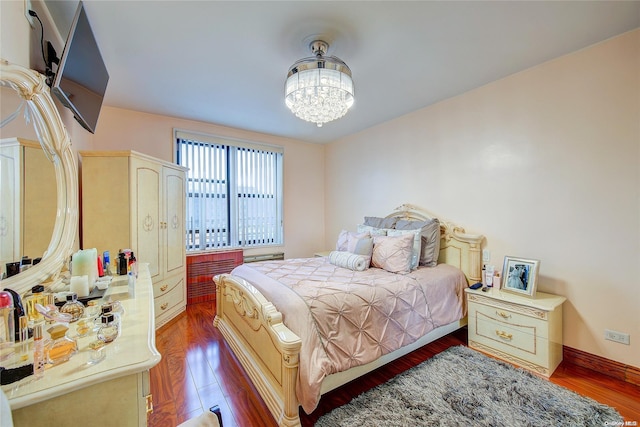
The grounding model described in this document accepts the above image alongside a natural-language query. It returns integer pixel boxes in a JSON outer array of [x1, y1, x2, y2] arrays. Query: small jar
[[45, 324, 78, 365], [97, 313, 119, 343], [60, 292, 85, 322]]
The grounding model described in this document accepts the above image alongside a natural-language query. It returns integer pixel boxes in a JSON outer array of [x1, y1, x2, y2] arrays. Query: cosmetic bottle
[[60, 292, 85, 322], [128, 252, 137, 278], [103, 251, 112, 276], [33, 323, 45, 379], [118, 252, 127, 276], [17, 316, 29, 362], [23, 285, 54, 324], [45, 324, 78, 365], [0, 291, 15, 363], [97, 313, 119, 343]]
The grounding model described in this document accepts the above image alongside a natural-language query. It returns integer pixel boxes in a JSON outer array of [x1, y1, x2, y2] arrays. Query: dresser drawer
[[154, 275, 185, 315], [153, 274, 183, 298]]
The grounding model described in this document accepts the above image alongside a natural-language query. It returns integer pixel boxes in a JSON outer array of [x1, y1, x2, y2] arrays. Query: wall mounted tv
[[51, 1, 109, 134]]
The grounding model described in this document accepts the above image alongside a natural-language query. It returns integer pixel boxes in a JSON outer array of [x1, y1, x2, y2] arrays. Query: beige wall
[[325, 29, 640, 368], [92, 106, 325, 259]]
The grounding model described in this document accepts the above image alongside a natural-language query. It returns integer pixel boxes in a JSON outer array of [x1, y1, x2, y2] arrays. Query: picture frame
[[500, 256, 540, 298]]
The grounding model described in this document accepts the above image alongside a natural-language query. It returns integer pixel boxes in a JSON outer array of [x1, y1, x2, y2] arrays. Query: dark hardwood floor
[[149, 302, 640, 426]]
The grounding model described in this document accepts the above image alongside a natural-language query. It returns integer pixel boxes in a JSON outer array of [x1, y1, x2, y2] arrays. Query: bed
[[213, 204, 483, 426]]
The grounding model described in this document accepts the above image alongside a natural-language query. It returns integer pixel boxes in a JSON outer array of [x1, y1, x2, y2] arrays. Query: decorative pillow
[[328, 251, 369, 272], [395, 218, 441, 267], [371, 233, 414, 274], [387, 228, 421, 270], [346, 234, 373, 264], [364, 216, 398, 229], [357, 224, 387, 236], [335, 230, 369, 251]]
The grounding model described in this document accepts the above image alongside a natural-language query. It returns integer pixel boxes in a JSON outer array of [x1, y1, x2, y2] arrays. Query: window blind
[[175, 130, 283, 251]]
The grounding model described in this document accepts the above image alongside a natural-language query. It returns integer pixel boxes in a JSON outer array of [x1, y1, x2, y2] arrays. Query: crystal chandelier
[[285, 40, 354, 127]]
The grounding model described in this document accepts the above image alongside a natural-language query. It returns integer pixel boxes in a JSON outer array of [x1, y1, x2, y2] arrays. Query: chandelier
[[285, 40, 354, 127]]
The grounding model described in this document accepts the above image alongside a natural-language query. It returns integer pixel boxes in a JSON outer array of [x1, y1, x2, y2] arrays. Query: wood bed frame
[[213, 204, 484, 426]]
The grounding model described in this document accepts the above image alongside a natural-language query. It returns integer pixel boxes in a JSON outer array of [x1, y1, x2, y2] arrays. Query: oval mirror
[[0, 60, 78, 295]]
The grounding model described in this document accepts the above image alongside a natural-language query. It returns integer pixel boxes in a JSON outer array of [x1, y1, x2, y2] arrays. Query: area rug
[[316, 346, 622, 426]]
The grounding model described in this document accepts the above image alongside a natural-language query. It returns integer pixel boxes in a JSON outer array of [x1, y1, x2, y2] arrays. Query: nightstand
[[465, 287, 566, 377]]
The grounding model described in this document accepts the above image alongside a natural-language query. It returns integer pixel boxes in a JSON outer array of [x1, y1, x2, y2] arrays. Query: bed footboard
[[213, 273, 302, 427]]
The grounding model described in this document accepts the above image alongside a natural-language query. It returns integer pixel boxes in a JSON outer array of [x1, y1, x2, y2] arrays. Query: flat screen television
[[51, 1, 109, 134]]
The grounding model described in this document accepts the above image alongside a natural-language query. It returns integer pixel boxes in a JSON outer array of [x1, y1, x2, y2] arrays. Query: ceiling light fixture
[[285, 40, 354, 128]]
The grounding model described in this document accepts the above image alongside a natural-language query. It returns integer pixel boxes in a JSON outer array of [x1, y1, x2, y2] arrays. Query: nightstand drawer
[[472, 315, 548, 367], [470, 299, 549, 339]]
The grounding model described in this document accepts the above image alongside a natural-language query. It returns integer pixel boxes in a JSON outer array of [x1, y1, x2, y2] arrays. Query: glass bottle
[[60, 292, 85, 322], [22, 284, 54, 324], [45, 324, 78, 365], [97, 313, 119, 343], [33, 322, 45, 379]]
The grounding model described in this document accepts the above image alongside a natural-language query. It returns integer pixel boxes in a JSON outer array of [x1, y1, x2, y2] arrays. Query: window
[[175, 130, 284, 251]]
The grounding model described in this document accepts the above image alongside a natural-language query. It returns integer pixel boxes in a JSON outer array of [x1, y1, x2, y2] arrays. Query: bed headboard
[[385, 203, 484, 284]]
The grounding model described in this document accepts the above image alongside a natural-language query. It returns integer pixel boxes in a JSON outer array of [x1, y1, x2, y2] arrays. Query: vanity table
[[0, 61, 160, 426], [4, 264, 161, 426]]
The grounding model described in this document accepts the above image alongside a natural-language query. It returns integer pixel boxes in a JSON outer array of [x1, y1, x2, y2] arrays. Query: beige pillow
[[387, 228, 421, 270], [372, 233, 414, 273]]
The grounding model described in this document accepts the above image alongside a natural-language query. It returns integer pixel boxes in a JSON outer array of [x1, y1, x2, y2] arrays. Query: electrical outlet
[[604, 329, 630, 345], [482, 249, 490, 263], [24, 0, 35, 28]]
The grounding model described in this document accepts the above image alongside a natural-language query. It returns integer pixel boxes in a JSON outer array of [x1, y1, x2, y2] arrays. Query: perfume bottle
[[33, 322, 45, 379], [97, 313, 119, 343], [45, 324, 78, 365], [60, 292, 85, 322], [22, 285, 54, 324]]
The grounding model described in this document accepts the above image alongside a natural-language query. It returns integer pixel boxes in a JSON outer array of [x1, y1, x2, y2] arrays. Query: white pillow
[[371, 233, 414, 274], [357, 224, 387, 236], [329, 251, 369, 271]]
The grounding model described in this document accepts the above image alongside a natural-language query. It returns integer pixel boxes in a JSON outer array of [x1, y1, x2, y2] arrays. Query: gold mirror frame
[[0, 59, 78, 294]]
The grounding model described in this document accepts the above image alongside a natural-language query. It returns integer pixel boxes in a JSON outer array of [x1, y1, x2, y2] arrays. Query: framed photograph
[[501, 256, 540, 298]]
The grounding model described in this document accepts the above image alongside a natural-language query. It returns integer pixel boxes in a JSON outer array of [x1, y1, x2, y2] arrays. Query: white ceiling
[[45, 1, 640, 144]]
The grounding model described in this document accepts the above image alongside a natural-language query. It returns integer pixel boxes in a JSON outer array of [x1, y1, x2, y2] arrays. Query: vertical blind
[[175, 130, 284, 251]]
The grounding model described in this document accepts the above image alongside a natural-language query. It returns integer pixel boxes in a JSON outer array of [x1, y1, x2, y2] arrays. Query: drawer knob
[[497, 311, 511, 319], [161, 302, 169, 310], [495, 330, 513, 340], [160, 284, 168, 292]]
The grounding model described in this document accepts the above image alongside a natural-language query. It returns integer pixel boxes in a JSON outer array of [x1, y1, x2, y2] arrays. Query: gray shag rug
[[316, 346, 623, 427]]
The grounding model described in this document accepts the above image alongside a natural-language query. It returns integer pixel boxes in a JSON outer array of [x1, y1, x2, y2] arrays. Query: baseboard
[[563, 346, 640, 386]]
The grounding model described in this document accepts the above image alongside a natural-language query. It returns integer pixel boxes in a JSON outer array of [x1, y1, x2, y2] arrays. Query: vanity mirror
[[0, 59, 78, 295]]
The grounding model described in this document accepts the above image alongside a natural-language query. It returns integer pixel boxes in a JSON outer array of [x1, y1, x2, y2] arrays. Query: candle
[[70, 275, 90, 298]]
